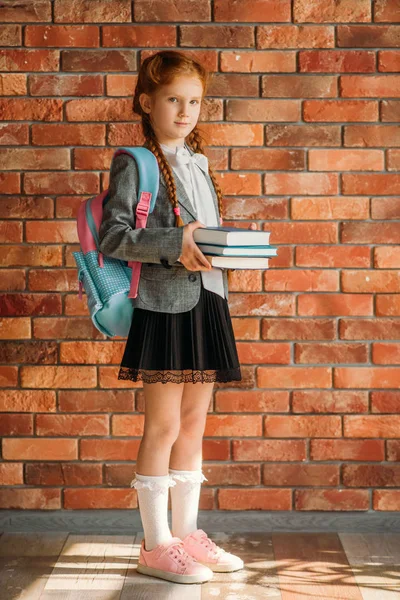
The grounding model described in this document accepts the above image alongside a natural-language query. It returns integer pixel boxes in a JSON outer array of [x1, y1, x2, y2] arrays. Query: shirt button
[[188, 273, 197, 282]]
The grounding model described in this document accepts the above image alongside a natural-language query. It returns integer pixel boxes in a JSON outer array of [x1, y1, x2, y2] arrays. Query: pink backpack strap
[[127, 191, 152, 299]]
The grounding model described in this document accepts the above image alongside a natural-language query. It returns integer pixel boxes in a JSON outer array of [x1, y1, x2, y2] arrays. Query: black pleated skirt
[[118, 282, 242, 385]]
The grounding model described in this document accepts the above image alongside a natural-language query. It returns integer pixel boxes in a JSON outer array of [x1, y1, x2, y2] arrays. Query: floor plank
[[340, 533, 400, 599]]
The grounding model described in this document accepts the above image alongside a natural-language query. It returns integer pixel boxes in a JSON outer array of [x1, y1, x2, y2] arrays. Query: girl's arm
[[98, 153, 184, 265]]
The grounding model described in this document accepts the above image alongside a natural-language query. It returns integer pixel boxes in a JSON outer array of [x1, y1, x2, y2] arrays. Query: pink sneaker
[[182, 529, 244, 572], [136, 536, 214, 584]]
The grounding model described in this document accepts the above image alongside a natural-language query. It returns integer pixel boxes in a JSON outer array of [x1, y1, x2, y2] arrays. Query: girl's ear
[[139, 92, 151, 114]]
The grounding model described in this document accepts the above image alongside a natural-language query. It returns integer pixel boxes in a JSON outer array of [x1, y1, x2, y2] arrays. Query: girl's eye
[[168, 98, 198, 104]]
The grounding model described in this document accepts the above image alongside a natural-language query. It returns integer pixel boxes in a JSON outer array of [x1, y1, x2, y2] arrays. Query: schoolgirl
[[99, 50, 256, 585]]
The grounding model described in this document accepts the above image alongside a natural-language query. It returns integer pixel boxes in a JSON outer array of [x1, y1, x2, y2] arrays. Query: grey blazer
[[98, 144, 229, 313]]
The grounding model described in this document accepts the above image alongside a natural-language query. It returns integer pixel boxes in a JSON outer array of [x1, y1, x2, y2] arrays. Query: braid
[[142, 114, 185, 228]]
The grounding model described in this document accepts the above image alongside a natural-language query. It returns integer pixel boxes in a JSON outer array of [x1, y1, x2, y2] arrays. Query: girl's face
[[140, 75, 203, 148]]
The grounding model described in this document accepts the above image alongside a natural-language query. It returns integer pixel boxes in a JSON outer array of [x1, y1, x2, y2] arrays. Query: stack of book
[[193, 226, 277, 269]]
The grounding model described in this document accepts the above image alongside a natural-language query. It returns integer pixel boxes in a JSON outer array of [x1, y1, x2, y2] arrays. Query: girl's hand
[[248, 222, 257, 230], [178, 220, 213, 272]]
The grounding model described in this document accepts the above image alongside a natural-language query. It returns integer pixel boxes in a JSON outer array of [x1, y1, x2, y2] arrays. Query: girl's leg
[[132, 380, 184, 550], [168, 381, 214, 539]]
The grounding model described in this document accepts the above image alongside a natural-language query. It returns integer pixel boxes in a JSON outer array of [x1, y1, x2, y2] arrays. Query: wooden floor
[[0, 531, 399, 599]]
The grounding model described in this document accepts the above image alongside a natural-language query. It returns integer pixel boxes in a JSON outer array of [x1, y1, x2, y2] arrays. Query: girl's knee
[[143, 423, 180, 445]]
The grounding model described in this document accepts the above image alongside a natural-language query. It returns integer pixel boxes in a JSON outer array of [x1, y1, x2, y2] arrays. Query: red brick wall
[[0, 0, 400, 513]]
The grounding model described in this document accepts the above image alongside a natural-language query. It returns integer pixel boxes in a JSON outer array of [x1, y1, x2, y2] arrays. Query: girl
[[99, 50, 256, 585]]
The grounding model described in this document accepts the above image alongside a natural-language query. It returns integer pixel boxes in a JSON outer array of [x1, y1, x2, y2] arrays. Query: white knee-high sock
[[131, 473, 175, 551], [168, 468, 208, 539]]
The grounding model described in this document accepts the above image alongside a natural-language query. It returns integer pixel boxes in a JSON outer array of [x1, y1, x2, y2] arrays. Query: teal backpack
[[73, 147, 159, 338]]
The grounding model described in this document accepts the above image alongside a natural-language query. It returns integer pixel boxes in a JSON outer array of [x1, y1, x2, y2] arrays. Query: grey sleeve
[[98, 153, 184, 264]]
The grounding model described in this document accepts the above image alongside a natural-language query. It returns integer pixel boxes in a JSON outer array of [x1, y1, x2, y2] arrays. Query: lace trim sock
[[168, 468, 208, 540], [130, 472, 176, 551]]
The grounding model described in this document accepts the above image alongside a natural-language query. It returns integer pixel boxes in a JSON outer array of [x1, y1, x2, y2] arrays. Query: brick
[[295, 343, 368, 365], [344, 125, 400, 146], [209, 75, 260, 97], [221, 51, 295, 73], [378, 51, 400, 72], [62, 50, 136, 72], [0, 414, 33, 435], [20, 366, 97, 389], [231, 317, 260, 340], [60, 341, 124, 364], [32, 124, 105, 146], [293, 0, 371, 23], [80, 439, 140, 460], [134, 0, 210, 21], [180, 26, 255, 48], [203, 464, 260, 486], [3, 438, 77, 460], [111, 415, 144, 436], [258, 25, 334, 49], [0, 294, 61, 316], [0, 463, 23, 485], [342, 270, 400, 293], [25, 221, 79, 243], [218, 488, 291, 510], [298, 294, 373, 316], [340, 318, 400, 340], [36, 414, 109, 436], [374, 490, 400, 511], [336, 369, 400, 390], [261, 318, 336, 340], [237, 341, 290, 365], [311, 439, 384, 461], [227, 99, 299, 121], [216, 172, 261, 195], [0, 318, 30, 339], [344, 415, 400, 437], [0, 390, 55, 412], [337, 25, 400, 48], [0, 99, 62, 121], [0, 123, 29, 145], [264, 269, 339, 292], [0, 244, 61, 269], [54, 0, 131, 23], [0, 489, 60, 510], [374, 0, 400, 22], [215, 0, 290, 22], [342, 173, 400, 195], [25, 25, 99, 47], [102, 25, 176, 47], [371, 391, 400, 413], [263, 464, 340, 486], [343, 464, 400, 487], [296, 245, 370, 268], [295, 390, 369, 416], [387, 441, 400, 461], [58, 390, 135, 413], [64, 488, 137, 510], [232, 439, 306, 461], [30, 74, 103, 97], [0, 366, 18, 387], [371, 197, 400, 220], [33, 317, 104, 340], [375, 294, 400, 317], [1, 1, 51, 22], [0, 148, 70, 170], [204, 415, 262, 437], [292, 196, 370, 220], [215, 390, 289, 413], [374, 246, 400, 268], [0, 197, 53, 219], [264, 222, 338, 243], [264, 414, 340, 437], [228, 293, 295, 317], [372, 343, 400, 365], [0, 341, 57, 364], [341, 222, 400, 244], [0, 24, 21, 46], [304, 100, 378, 122], [266, 124, 341, 146], [224, 197, 288, 222], [295, 489, 369, 510], [0, 221, 22, 242], [66, 98, 140, 121], [309, 150, 383, 171], [341, 75, 400, 98], [0, 74, 26, 95], [300, 51, 375, 73], [0, 49, 59, 72], [24, 172, 99, 195], [264, 173, 338, 195]]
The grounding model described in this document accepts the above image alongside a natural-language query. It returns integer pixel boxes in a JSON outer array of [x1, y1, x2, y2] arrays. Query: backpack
[[73, 147, 159, 338]]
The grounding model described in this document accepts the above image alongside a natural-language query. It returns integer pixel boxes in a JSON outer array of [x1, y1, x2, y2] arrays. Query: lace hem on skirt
[[118, 366, 242, 384]]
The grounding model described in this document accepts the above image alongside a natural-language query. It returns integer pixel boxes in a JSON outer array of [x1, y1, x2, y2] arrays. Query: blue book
[[197, 243, 278, 257]]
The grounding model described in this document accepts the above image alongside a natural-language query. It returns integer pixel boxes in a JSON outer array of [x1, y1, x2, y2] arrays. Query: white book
[[198, 244, 277, 257], [193, 226, 271, 247], [204, 255, 270, 269]]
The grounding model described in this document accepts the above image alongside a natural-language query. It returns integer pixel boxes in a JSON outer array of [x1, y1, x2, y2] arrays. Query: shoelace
[[198, 530, 223, 557], [167, 541, 195, 565]]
